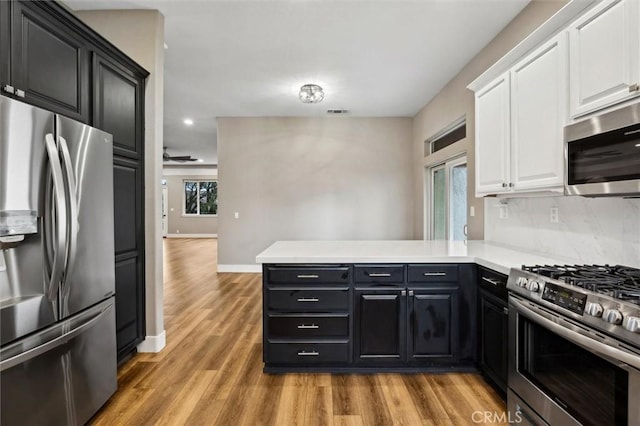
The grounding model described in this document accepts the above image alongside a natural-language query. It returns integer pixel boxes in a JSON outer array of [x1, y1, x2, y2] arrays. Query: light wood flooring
[[91, 238, 507, 425]]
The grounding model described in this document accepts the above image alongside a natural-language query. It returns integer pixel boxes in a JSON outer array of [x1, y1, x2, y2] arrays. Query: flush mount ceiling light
[[183, 118, 194, 126], [299, 84, 324, 104]]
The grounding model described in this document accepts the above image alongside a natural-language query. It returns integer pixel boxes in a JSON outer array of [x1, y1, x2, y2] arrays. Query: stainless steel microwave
[[565, 102, 640, 197]]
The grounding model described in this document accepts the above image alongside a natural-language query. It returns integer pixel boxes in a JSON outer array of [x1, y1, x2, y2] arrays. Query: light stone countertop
[[255, 240, 582, 275]]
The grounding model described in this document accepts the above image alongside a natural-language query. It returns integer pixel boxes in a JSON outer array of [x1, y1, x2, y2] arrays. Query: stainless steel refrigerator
[[0, 95, 116, 425]]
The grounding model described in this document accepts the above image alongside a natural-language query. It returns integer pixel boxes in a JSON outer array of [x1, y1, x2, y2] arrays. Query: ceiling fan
[[163, 147, 198, 162]]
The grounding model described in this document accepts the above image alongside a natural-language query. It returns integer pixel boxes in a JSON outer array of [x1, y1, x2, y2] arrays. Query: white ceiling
[[67, 0, 530, 165]]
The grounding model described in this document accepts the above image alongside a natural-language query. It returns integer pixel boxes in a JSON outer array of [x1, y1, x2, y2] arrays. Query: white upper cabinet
[[569, 0, 640, 117], [510, 35, 567, 191], [474, 35, 566, 196], [475, 73, 510, 195]]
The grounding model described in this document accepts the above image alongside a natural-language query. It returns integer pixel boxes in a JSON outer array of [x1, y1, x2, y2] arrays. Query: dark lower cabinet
[[354, 289, 406, 363], [111, 158, 145, 359], [477, 266, 508, 396], [408, 289, 459, 361], [264, 264, 477, 372], [263, 265, 352, 369], [479, 291, 508, 393], [355, 287, 461, 365]]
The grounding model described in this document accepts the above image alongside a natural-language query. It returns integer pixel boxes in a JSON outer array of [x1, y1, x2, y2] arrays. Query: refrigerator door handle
[[58, 135, 79, 281], [44, 134, 68, 301], [0, 302, 112, 372]]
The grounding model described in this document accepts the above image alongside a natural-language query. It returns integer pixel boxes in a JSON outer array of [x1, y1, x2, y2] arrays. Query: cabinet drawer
[[354, 265, 404, 284], [267, 288, 349, 312], [478, 266, 507, 301], [266, 266, 349, 284], [408, 264, 458, 283], [267, 341, 350, 364], [267, 314, 349, 338]]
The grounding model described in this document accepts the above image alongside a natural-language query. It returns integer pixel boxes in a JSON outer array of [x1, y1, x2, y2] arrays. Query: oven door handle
[[511, 297, 640, 371]]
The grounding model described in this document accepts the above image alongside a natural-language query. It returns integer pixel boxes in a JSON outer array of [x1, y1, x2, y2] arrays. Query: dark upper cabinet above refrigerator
[[6, 1, 89, 122], [0, 2, 10, 90]]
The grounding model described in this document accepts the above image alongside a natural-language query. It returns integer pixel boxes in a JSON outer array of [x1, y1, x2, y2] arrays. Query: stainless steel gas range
[[506, 265, 640, 426]]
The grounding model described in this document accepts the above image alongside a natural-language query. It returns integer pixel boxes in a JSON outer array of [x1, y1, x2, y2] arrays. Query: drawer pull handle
[[297, 298, 319, 302], [297, 324, 319, 329], [423, 272, 446, 276], [297, 351, 319, 356], [482, 277, 500, 286], [297, 274, 319, 279], [368, 273, 392, 277]]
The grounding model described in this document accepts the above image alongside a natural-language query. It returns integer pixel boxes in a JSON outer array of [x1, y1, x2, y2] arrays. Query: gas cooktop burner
[[521, 264, 640, 304]]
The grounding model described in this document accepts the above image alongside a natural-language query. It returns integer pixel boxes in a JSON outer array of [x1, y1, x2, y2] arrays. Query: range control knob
[[623, 316, 640, 333], [517, 277, 528, 287], [527, 279, 540, 292], [585, 302, 604, 317], [603, 309, 623, 325]]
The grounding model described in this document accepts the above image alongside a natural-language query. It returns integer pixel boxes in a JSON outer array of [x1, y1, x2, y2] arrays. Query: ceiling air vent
[[326, 109, 349, 115]]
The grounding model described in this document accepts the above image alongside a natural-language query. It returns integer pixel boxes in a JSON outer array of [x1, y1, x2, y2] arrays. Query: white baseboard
[[137, 330, 166, 353], [165, 233, 217, 238], [217, 264, 262, 273]]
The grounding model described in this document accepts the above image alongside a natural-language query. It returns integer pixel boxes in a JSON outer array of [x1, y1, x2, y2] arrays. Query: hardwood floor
[[91, 238, 507, 425]]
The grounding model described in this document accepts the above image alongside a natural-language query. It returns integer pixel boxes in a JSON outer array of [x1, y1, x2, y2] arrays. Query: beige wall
[[163, 175, 218, 235], [412, 1, 568, 240], [75, 10, 166, 348], [217, 117, 414, 266]]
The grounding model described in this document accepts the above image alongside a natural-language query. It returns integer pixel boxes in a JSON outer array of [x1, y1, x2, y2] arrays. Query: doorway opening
[[426, 155, 467, 240]]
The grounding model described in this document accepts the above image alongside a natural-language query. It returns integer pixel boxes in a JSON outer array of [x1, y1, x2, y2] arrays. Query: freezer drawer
[[0, 298, 116, 426]]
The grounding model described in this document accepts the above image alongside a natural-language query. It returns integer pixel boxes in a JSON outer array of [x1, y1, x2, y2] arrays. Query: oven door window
[[519, 318, 628, 426]]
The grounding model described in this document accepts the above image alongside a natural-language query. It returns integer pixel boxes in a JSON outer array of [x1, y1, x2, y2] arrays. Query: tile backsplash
[[484, 196, 640, 268]]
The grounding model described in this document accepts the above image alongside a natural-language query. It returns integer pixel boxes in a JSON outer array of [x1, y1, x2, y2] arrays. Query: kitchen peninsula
[[256, 240, 574, 373]]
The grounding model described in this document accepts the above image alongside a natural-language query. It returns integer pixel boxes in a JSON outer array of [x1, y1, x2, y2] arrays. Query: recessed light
[[197, 159, 204, 162], [183, 118, 194, 126], [635, 143, 640, 147]]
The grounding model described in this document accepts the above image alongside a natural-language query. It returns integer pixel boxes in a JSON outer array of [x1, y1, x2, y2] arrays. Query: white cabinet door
[[569, 0, 640, 117], [511, 35, 567, 191], [475, 73, 510, 195]]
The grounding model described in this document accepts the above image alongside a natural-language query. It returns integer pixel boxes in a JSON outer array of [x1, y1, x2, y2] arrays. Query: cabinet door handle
[[368, 272, 391, 277], [481, 277, 500, 286], [503, 307, 509, 315], [423, 272, 446, 276], [297, 274, 319, 279], [508, 182, 514, 188], [401, 290, 406, 296], [408, 290, 414, 296], [15, 89, 26, 98], [297, 324, 319, 329], [502, 182, 507, 188], [2, 84, 15, 94], [629, 83, 639, 92], [297, 351, 319, 356], [297, 297, 319, 302]]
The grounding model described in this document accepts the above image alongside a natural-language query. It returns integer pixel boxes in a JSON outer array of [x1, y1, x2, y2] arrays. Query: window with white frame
[[184, 180, 217, 216]]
